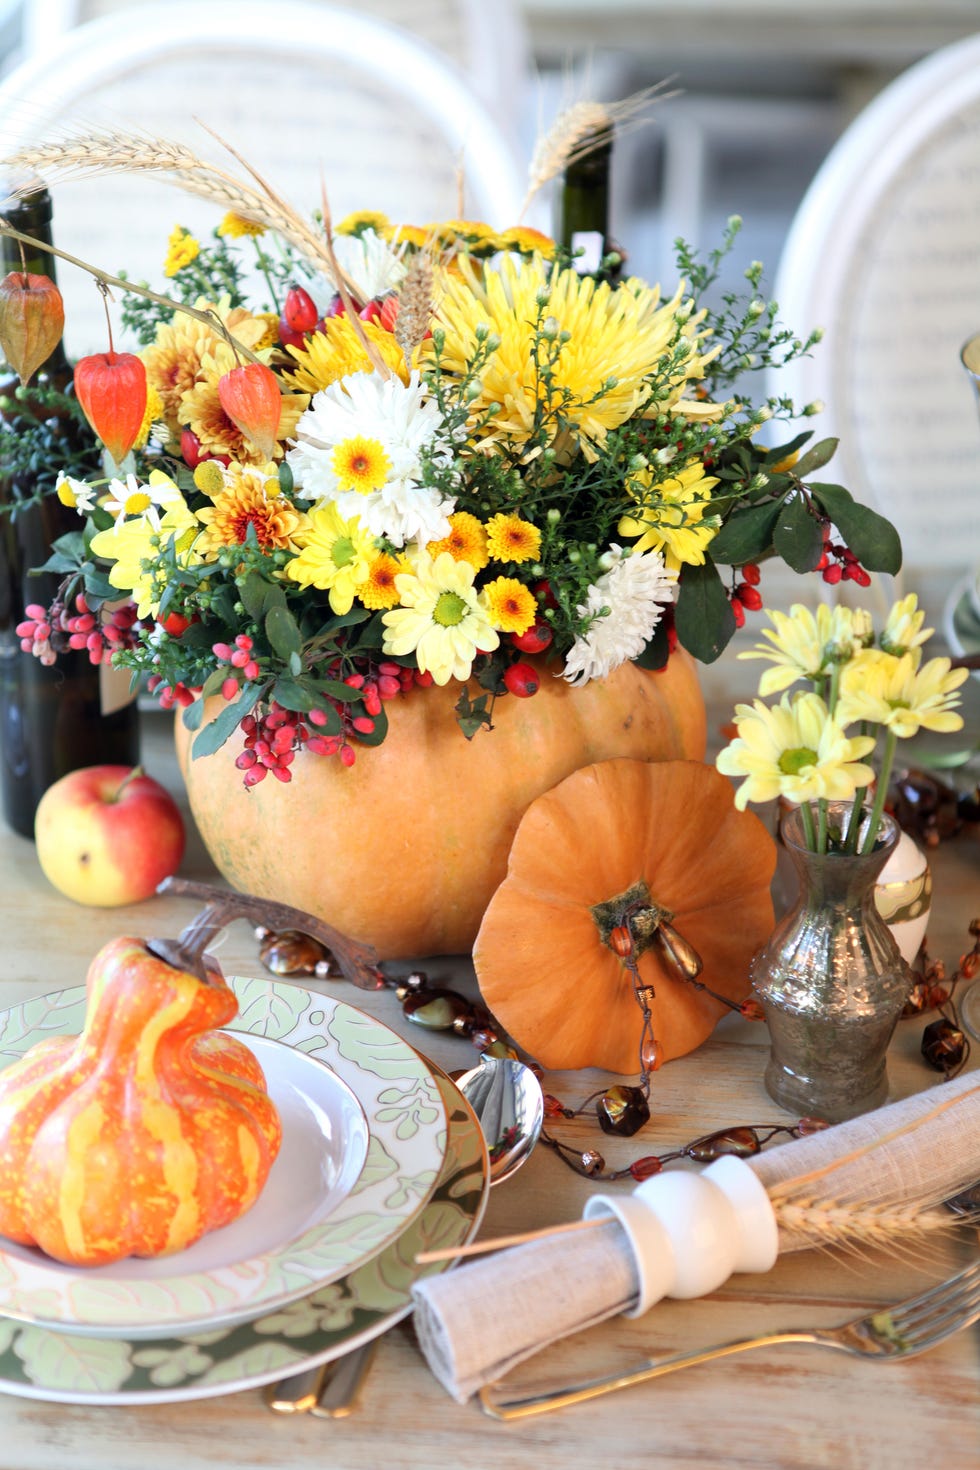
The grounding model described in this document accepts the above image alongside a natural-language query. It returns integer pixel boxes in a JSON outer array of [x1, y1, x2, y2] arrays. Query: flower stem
[[860, 726, 899, 854], [799, 799, 817, 851]]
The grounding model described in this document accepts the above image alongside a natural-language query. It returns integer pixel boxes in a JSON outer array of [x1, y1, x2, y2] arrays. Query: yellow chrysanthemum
[[217, 211, 266, 239], [195, 462, 307, 558], [285, 503, 376, 614], [879, 593, 933, 658], [497, 225, 557, 258], [88, 500, 201, 618], [619, 462, 720, 571], [332, 435, 392, 494], [426, 253, 718, 459], [482, 576, 537, 634], [383, 223, 431, 249], [133, 385, 164, 451], [280, 316, 408, 394], [427, 511, 489, 570], [141, 298, 271, 441], [485, 512, 541, 564], [336, 210, 391, 237], [251, 312, 281, 352], [181, 346, 306, 464], [837, 652, 967, 739], [382, 550, 499, 684], [360, 551, 405, 610], [428, 219, 501, 253], [716, 692, 876, 811], [739, 603, 874, 696], [163, 226, 201, 278]]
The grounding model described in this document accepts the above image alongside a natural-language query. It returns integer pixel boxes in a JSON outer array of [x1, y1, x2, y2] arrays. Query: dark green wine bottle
[[557, 125, 623, 283], [0, 180, 139, 838]]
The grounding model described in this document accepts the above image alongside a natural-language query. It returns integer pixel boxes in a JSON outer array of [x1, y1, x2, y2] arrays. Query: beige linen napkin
[[412, 1073, 980, 1401]]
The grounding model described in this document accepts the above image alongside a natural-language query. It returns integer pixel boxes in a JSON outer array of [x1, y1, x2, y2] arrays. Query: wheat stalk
[[395, 251, 435, 371]]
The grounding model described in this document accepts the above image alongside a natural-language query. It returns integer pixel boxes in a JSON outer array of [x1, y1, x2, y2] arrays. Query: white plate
[[0, 977, 447, 1337], [0, 1068, 488, 1404]]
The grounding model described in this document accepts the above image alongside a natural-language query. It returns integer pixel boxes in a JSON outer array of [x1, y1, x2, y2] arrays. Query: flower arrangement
[[1, 117, 903, 786], [715, 595, 968, 852]]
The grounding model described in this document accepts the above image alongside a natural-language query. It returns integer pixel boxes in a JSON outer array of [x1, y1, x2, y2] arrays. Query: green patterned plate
[[0, 978, 447, 1337], [0, 1069, 487, 1404]]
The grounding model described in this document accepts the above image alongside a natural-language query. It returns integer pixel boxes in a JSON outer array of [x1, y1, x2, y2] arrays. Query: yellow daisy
[[336, 210, 391, 237], [837, 652, 967, 739], [217, 212, 266, 239], [619, 462, 720, 571], [497, 225, 557, 258], [195, 463, 307, 558], [360, 551, 405, 610], [285, 503, 375, 614], [427, 253, 718, 459], [163, 226, 200, 278], [879, 593, 933, 658], [482, 576, 537, 634], [332, 435, 392, 494], [89, 500, 201, 618], [739, 603, 874, 696], [716, 692, 876, 811], [381, 550, 499, 684], [485, 512, 541, 564], [383, 223, 431, 249], [281, 317, 408, 394], [427, 511, 489, 570]]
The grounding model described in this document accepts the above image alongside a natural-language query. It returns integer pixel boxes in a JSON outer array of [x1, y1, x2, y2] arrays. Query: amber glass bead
[[797, 1116, 829, 1135], [596, 1084, 650, 1137], [640, 1036, 662, 1072], [686, 1126, 760, 1163], [543, 1093, 569, 1119], [921, 1017, 966, 1072], [258, 929, 331, 976], [628, 1155, 663, 1182], [739, 998, 765, 1021], [401, 988, 472, 1030]]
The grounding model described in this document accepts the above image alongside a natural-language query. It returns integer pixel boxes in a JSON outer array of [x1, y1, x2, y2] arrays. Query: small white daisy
[[314, 230, 408, 304], [55, 473, 98, 514], [287, 369, 457, 547], [102, 470, 183, 528], [562, 546, 677, 686]]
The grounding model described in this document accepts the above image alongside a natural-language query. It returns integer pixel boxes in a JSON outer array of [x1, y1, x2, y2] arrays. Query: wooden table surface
[[0, 710, 976, 1470]]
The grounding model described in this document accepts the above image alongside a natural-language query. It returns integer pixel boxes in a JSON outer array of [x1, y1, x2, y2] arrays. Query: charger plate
[[0, 1068, 487, 1404], [0, 977, 447, 1337]]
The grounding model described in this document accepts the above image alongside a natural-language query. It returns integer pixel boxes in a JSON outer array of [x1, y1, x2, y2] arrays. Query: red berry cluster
[[815, 525, 871, 587], [212, 634, 261, 686], [146, 676, 197, 710], [729, 563, 764, 628], [16, 593, 144, 667]]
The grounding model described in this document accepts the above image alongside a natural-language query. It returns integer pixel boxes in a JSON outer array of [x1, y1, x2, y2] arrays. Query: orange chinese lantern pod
[[74, 351, 148, 465], [0, 270, 66, 384], [217, 362, 282, 460]]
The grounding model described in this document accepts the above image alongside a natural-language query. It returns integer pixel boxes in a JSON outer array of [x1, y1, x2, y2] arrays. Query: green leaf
[[271, 675, 314, 712], [758, 429, 812, 464], [239, 570, 275, 621], [182, 698, 204, 732], [289, 650, 303, 677], [675, 561, 736, 664], [316, 678, 362, 703], [191, 684, 262, 758], [791, 436, 839, 478], [633, 619, 670, 670], [773, 493, 823, 572], [454, 689, 494, 740], [200, 667, 229, 700], [265, 604, 302, 662], [708, 498, 783, 565], [808, 483, 903, 574], [351, 704, 389, 748]]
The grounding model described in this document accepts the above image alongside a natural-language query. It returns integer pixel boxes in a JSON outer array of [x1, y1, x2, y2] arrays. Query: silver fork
[[480, 1258, 980, 1420]]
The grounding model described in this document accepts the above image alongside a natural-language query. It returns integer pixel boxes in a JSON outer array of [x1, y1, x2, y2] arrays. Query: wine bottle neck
[[0, 183, 72, 377], [558, 128, 620, 281]]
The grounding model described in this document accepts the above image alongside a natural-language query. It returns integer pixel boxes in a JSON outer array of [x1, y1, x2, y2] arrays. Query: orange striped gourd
[[0, 938, 281, 1266]]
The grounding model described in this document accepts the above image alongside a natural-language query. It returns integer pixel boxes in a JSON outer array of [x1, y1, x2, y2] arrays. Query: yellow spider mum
[[195, 462, 307, 558], [482, 576, 537, 634], [163, 226, 200, 278], [285, 503, 376, 614], [485, 512, 541, 564], [427, 511, 489, 570], [332, 435, 392, 494], [217, 212, 266, 238], [181, 347, 306, 464], [281, 317, 408, 394], [619, 461, 720, 571], [360, 551, 405, 610], [427, 253, 718, 459]]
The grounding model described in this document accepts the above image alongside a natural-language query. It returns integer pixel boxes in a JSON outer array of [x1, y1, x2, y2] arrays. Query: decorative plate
[[0, 1069, 487, 1404], [944, 573, 980, 677], [0, 977, 447, 1337]]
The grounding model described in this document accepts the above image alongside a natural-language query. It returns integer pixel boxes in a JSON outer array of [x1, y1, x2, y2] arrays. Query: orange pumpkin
[[176, 655, 707, 959], [0, 938, 282, 1266], [473, 758, 777, 1073]]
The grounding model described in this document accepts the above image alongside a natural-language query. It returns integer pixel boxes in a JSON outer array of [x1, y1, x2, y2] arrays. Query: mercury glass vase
[[751, 802, 913, 1124]]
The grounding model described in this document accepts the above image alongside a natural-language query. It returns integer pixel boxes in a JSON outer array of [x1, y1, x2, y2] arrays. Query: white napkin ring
[[583, 1154, 779, 1317]]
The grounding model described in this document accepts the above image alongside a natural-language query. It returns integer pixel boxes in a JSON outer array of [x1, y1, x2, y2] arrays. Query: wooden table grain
[[0, 710, 976, 1470]]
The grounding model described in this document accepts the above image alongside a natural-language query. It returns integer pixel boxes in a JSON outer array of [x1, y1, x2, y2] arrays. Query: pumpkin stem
[[590, 880, 703, 982]]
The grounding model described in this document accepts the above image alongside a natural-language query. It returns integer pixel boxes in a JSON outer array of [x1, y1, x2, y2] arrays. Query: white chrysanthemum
[[286, 369, 456, 547], [315, 229, 408, 303], [562, 546, 677, 686]]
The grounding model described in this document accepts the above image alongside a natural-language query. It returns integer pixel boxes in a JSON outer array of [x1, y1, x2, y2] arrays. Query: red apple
[[34, 766, 186, 907]]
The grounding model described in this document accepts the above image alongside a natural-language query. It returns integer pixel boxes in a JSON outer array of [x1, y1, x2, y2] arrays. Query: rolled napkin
[[412, 1073, 980, 1401]]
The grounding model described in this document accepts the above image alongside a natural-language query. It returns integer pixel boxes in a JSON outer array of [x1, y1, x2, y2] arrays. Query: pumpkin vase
[[175, 655, 707, 959]]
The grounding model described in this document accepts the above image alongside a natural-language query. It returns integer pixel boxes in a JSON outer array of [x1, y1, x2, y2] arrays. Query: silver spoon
[[266, 1054, 544, 1415]]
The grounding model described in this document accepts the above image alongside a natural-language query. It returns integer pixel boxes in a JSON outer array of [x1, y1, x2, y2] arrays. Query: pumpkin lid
[[473, 758, 776, 1074]]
